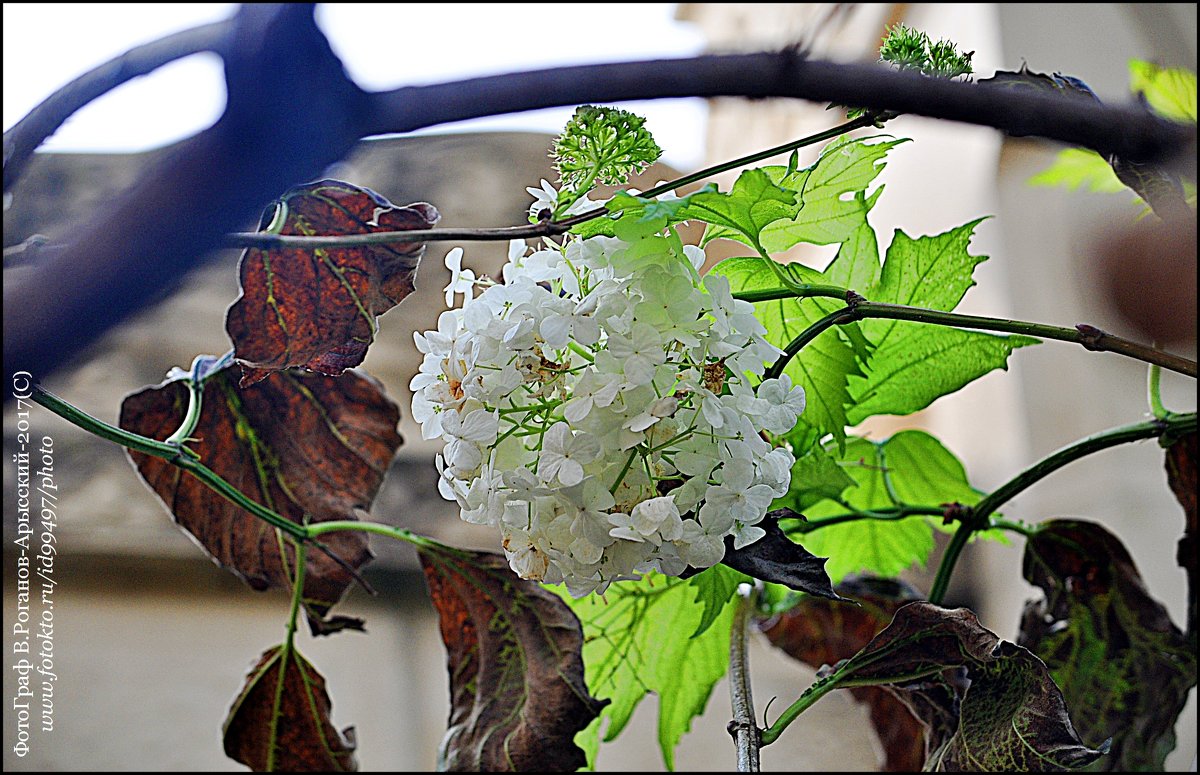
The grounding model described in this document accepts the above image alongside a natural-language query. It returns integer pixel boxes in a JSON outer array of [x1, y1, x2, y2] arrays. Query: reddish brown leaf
[[120, 360, 401, 619], [224, 645, 356, 772], [822, 603, 1107, 771], [758, 576, 928, 771], [226, 179, 439, 387], [1019, 519, 1195, 770], [419, 547, 608, 772]]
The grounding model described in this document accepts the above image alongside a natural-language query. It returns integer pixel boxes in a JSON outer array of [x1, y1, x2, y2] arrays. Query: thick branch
[[363, 53, 1193, 165], [3, 4, 370, 384], [3, 20, 232, 193]]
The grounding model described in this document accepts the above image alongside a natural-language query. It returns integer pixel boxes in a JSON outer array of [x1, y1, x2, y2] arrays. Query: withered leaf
[[720, 510, 841, 600], [820, 602, 1107, 771], [758, 576, 928, 771], [226, 179, 439, 387], [418, 547, 608, 772], [120, 360, 401, 621], [224, 645, 356, 772], [1019, 519, 1196, 771]]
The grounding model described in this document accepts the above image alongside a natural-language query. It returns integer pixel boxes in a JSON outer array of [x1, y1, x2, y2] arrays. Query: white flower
[[526, 178, 594, 221], [442, 247, 475, 307], [606, 322, 667, 386], [730, 521, 767, 550], [756, 374, 807, 434], [699, 463, 775, 532], [412, 226, 800, 595], [538, 423, 601, 486], [562, 368, 621, 424]]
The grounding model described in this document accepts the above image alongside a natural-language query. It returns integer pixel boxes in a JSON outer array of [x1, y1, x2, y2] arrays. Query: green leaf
[[565, 574, 733, 770], [1019, 520, 1196, 771], [846, 220, 1038, 422], [1129, 60, 1197, 123], [823, 216, 884, 294], [776, 444, 857, 513], [796, 436, 936, 581], [688, 564, 750, 638], [571, 185, 718, 240], [847, 326, 1038, 423], [873, 431, 982, 505], [679, 168, 799, 252], [712, 256, 859, 444], [874, 220, 988, 312], [1028, 148, 1127, 193], [796, 432, 983, 581], [760, 137, 905, 252]]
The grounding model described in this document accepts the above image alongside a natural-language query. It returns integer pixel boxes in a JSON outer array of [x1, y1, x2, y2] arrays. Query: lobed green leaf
[[565, 573, 734, 770]]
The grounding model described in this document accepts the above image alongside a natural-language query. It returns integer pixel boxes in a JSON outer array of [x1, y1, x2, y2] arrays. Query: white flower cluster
[[412, 210, 805, 596]]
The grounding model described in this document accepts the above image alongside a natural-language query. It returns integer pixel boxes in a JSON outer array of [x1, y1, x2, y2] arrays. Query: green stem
[[975, 414, 1194, 524], [1148, 364, 1169, 419], [285, 542, 307, 650], [163, 356, 209, 445], [608, 114, 880, 210], [766, 299, 1198, 380], [789, 505, 946, 533], [32, 385, 308, 541], [927, 412, 1196, 603], [268, 541, 307, 774], [308, 520, 448, 552], [733, 285, 848, 303], [759, 665, 850, 746]]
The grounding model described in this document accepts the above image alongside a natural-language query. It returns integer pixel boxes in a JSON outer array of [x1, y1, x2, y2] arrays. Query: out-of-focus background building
[[3, 3, 1195, 771]]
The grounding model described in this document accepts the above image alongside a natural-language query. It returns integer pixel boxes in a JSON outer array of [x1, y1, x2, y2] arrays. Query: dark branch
[[3, 4, 369, 384], [3, 20, 233, 193], [363, 53, 1193, 165]]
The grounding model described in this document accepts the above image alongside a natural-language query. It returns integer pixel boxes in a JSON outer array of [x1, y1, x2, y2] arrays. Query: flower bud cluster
[[412, 223, 805, 596]]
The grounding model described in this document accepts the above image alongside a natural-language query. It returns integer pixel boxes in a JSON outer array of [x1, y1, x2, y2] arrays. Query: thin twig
[[5, 115, 881, 264], [728, 585, 761, 772], [765, 298, 1198, 379]]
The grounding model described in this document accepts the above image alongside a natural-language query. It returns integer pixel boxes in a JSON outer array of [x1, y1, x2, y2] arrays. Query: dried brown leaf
[[224, 645, 356, 772], [226, 180, 438, 386], [419, 547, 607, 771], [120, 362, 400, 619]]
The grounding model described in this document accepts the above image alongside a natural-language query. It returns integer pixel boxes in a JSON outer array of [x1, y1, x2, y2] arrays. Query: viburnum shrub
[[14, 19, 1196, 773]]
